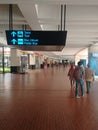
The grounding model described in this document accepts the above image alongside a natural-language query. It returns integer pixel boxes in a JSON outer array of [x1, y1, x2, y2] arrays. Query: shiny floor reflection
[[0, 67, 98, 130]]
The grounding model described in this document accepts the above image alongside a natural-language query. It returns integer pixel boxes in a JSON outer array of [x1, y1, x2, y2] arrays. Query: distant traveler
[[73, 61, 85, 98], [85, 64, 95, 94]]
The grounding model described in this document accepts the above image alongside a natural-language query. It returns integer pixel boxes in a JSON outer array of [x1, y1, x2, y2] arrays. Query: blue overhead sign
[[5, 30, 67, 46], [6, 30, 39, 45]]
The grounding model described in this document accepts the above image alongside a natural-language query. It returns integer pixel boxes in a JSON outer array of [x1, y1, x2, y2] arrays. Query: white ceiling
[[0, 0, 98, 60]]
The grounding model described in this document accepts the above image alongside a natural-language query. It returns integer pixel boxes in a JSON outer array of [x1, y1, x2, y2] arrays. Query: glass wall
[[0, 47, 10, 73], [0, 47, 3, 73]]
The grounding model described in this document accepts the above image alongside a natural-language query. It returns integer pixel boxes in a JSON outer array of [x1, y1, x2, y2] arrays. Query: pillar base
[[10, 66, 20, 73]]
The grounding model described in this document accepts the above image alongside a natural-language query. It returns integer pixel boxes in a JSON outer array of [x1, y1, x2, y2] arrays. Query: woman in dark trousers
[[68, 64, 75, 88]]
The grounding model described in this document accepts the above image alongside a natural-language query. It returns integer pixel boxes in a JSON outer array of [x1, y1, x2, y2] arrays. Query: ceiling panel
[[0, 1, 98, 59]]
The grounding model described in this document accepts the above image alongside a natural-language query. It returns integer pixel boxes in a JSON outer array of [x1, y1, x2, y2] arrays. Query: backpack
[[73, 66, 83, 80]]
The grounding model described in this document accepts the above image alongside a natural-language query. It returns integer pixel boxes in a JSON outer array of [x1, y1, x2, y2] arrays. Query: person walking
[[73, 61, 85, 98], [68, 63, 75, 88], [85, 64, 95, 94]]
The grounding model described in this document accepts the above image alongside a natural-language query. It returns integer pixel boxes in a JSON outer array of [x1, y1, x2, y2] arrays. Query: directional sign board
[[5, 30, 67, 46]]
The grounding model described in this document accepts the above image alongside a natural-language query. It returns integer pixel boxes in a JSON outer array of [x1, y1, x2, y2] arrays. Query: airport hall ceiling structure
[[0, 0, 98, 60]]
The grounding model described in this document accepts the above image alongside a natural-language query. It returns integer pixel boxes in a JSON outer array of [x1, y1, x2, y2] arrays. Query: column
[[29, 54, 36, 69], [10, 48, 20, 73]]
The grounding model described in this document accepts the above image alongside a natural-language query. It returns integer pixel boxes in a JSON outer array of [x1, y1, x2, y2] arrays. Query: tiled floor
[[0, 67, 98, 130]]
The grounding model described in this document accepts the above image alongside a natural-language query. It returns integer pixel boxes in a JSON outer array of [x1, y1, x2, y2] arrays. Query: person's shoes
[[76, 96, 80, 98], [82, 94, 84, 97]]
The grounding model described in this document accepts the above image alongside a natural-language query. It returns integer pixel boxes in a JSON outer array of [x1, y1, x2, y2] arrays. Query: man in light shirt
[[85, 64, 95, 94]]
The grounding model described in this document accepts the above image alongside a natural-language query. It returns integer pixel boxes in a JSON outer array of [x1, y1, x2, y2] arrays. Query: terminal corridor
[[0, 67, 98, 130]]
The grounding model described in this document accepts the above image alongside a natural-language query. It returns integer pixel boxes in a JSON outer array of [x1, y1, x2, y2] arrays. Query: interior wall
[[75, 48, 88, 66]]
